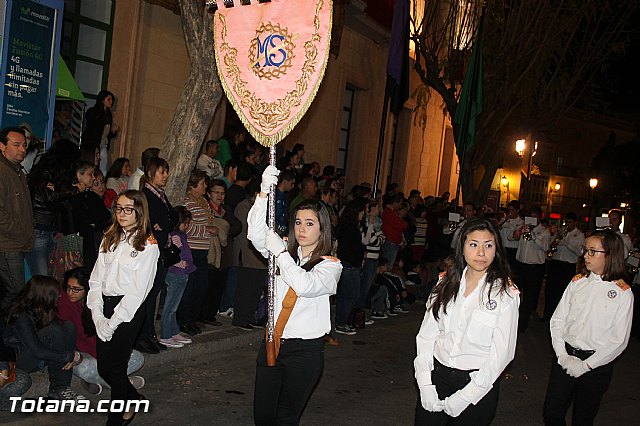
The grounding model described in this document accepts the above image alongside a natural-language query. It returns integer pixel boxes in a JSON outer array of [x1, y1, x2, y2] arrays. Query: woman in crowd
[[137, 157, 178, 354], [381, 193, 408, 270], [543, 230, 633, 425], [200, 179, 241, 326], [248, 166, 342, 425], [91, 168, 117, 209], [414, 218, 519, 425], [84, 90, 119, 174], [335, 198, 368, 335], [106, 157, 132, 195], [177, 170, 217, 336], [26, 140, 82, 277], [70, 160, 112, 270], [58, 267, 145, 396], [3, 275, 84, 400], [159, 207, 195, 348], [358, 199, 385, 321], [87, 190, 159, 425]]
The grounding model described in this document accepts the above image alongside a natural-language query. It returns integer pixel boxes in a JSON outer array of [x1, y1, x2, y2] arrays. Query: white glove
[[260, 165, 280, 194], [443, 394, 471, 418], [265, 230, 288, 257], [419, 386, 444, 412], [557, 353, 570, 368], [95, 318, 114, 342], [564, 356, 590, 378]]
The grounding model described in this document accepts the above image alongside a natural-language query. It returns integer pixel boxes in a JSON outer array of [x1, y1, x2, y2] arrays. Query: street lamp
[[548, 181, 561, 215], [500, 176, 509, 207], [515, 139, 525, 156], [588, 178, 599, 229]]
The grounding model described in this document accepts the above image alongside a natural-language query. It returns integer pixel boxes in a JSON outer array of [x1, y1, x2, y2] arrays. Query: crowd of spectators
[[1, 122, 639, 410]]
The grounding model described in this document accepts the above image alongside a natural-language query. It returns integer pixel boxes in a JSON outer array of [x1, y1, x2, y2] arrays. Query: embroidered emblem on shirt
[[607, 289, 617, 299], [571, 274, 585, 282], [131, 250, 138, 258], [486, 300, 497, 311]]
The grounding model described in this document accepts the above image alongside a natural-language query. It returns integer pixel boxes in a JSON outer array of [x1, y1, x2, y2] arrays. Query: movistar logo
[[20, 6, 51, 22]]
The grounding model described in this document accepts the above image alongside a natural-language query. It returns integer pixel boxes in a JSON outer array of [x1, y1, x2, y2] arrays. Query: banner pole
[[373, 94, 391, 197], [266, 145, 277, 366]]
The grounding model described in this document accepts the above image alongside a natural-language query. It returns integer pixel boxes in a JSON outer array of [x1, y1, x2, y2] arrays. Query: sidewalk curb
[[24, 323, 263, 398]]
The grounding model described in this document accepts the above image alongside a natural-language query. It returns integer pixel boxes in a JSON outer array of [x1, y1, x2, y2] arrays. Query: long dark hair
[[106, 157, 129, 180], [94, 90, 114, 114], [337, 197, 367, 237], [286, 199, 333, 271], [429, 218, 513, 320], [63, 267, 96, 337], [578, 229, 627, 281], [5, 276, 60, 329]]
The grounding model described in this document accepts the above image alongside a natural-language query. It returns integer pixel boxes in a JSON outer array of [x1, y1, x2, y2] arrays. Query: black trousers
[[254, 337, 324, 426], [232, 267, 267, 326], [415, 358, 499, 426], [97, 295, 144, 426], [544, 260, 576, 320], [139, 259, 166, 341], [178, 249, 208, 326], [515, 261, 546, 331], [200, 266, 229, 321], [543, 360, 613, 426]]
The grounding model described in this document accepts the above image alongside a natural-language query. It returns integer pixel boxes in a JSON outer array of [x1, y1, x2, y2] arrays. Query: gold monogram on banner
[[208, 0, 333, 366]]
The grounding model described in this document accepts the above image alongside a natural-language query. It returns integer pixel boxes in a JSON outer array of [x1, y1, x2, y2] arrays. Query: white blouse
[[247, 195, 342, 340], [415, 269, 519, 409], [87, 233, 159, 333]]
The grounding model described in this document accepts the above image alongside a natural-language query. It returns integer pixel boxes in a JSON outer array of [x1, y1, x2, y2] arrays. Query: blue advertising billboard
[[0, 0, 63, 148]]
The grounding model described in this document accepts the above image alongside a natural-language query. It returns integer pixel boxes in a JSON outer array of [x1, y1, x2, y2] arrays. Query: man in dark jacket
[[0, 127, 34, 308]]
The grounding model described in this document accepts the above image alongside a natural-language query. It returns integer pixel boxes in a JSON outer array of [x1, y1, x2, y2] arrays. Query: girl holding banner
[[247, 166, 342, 425]]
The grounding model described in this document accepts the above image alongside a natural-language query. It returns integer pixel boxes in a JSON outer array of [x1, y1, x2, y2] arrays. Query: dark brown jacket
[[0, 154, 34, 251]]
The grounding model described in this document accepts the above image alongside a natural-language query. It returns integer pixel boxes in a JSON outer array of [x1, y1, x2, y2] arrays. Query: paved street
[[1, 303, 638, 425]]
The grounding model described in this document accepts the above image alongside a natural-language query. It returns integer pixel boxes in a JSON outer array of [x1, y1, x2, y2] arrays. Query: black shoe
[[191, 324, 203, 335], [179, 324, 196, 336], [134, 339, 160, 354], [236, 324, 254, 331], [152, 337, 167, 351]]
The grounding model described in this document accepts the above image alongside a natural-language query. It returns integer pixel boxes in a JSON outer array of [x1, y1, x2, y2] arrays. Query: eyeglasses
[[115, 206, 135, 215], [582, 248, 607, 257], [65, 285, 85, 294]]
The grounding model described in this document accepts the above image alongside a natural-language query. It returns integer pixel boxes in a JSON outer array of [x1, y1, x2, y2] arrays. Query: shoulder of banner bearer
[[147, 234, 158, 245], [615, 279, 631, 291], [321, 255, 340, 263], [571, 273, 585, 282], [507, 278, 520, 295]]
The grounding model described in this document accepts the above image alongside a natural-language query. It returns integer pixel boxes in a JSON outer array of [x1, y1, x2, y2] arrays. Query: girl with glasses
[[414, 218, 520, 425], [87, 190, 159, 425], [544, 229, 633, 425], [57, 267, 145, 396]]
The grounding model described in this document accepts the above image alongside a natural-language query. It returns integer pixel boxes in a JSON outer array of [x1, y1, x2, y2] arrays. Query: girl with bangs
[[414, 218, 520, 425], [543, 229, 633, 425], [87, 190, 159, 426], [248, 166, 343, 425]]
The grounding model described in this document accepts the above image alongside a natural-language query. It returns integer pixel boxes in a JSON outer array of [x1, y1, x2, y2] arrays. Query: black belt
[[102, 294, 124, 302], [565, 342, 595, 361], [433, 357, 478, 377]]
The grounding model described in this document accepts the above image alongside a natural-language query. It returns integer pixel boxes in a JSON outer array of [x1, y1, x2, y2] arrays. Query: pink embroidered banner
[[212, 0, 332, 147]]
